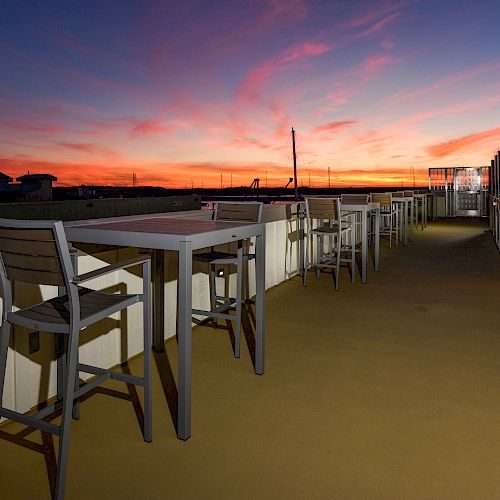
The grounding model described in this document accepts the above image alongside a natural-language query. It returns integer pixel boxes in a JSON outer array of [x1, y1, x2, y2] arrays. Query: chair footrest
[[77, 363, 145, 388], [192, 307, 235, 321], [0, 407, 60, 436]]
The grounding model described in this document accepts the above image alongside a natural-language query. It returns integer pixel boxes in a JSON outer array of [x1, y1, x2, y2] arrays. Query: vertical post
[[292, 127, 298, 201]]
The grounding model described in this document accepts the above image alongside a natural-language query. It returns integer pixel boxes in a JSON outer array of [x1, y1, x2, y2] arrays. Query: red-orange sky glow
[[1, 1, 500, 189]]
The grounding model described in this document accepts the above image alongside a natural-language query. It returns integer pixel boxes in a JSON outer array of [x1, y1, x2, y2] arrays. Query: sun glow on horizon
[[1, 1, 500, 189]]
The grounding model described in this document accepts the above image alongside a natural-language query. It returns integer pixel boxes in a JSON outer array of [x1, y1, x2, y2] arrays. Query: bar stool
[[370, 193, 398, 247], [0, 218, 152, 500], [304, 197, 355, 290], [192, 202, 263, 357]]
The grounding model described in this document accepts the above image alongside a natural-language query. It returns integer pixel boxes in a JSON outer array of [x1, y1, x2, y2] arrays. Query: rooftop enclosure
[[429, 166, 490, 217], [0, 215, 498, 499], [0, 194, 201, 221], [0, 173, 57, 203]]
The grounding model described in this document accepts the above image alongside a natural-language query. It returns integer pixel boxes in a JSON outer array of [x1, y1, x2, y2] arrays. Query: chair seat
[[9, 287, 140, 333], [193, 250, 237, 262], [194, 250, 255, 263], [310, 223, 350, 234]]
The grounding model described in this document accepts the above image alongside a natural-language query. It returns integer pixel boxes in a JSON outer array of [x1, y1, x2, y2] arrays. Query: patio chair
[[192, 202, 263, 358], [0, 218, 152, 500], [370, 193, 398, 247], [340, 194, 370, 205], [340, 193, 369, 251], [304, 197, 355, 290]]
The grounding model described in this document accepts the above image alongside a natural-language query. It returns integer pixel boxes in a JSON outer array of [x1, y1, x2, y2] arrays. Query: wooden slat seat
[[10, 287, 140, 333]]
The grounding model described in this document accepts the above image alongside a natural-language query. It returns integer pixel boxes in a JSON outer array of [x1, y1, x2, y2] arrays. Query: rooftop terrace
[[0, 216, 499, 498]]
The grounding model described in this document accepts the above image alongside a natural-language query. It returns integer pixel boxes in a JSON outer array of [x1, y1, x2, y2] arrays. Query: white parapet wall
[[1, 204, 301, 416]]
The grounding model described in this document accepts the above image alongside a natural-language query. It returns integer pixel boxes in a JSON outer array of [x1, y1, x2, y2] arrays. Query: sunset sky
[[1, 0, 500, 188]]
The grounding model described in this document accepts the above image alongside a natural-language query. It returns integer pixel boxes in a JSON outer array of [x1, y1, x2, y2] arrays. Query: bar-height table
[[340, 202, 380, 283], [391, 196, 410, 245], [65, 214, 266, 440], [299, 201, 380, 284]]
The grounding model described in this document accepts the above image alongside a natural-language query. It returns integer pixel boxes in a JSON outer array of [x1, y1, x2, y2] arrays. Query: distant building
[[0, 172, 57, 202], [0, 172, 13, 185]]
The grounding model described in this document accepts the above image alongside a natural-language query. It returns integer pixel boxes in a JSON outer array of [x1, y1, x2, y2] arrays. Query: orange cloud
[[427, 127, 500, 158]]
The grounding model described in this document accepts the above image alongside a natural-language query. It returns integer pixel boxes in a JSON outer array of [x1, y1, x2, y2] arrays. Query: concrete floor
[[1, 218, 499, 499]]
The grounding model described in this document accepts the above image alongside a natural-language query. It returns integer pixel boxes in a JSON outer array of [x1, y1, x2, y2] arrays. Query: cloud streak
[[427, 127, 500, 158]]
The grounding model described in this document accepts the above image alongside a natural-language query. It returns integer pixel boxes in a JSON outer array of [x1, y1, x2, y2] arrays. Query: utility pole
[[328, 167, 331, 190], [292, 127, 298, 200]]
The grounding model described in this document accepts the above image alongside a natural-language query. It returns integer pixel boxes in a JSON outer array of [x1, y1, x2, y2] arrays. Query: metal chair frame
[[371, 193, 399, 248], [304, 197, 355, 290], [192, 202, 263, 357], [0, 218, 152, 499]]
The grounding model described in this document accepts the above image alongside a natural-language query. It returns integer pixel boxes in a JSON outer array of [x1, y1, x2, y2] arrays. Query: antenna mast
[[292, 127, 298, 200]]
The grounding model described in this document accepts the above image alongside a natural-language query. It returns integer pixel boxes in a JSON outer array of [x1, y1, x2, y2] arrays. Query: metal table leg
[[255, 230, 265, 375], [177, 241, 192, 440], [374, 207, 380, 272], [153, 250, 165, 352], [361, 210, 368, 283]]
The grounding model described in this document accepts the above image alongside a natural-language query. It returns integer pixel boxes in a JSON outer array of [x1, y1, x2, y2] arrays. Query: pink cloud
[[384, 60, 500, 105], [313, 120, 359, 134], [228, 136, 272, 150], [259, 0, 309, 24], [56, 142, 116, 155], [346, 2, 404, 30], [110, 117, 172, 138], [236, 41, 330, 103], [2, 120, 65, 133], [360, 12, 402, 37], [358, 55, 395, 74], [427, 127, 500, 158]]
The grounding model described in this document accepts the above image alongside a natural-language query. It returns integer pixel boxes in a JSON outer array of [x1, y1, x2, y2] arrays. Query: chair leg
[[389, 214, 392, 248], [335, 235, 340, 291], [55, 325, 80, 500], [303, 233, 309, 287], [316, 234, 321, 279], [234, 246, 243, 358], [209, 264, 217, 326], [0, 320, 12, 402], [350, 229, 355, 283]]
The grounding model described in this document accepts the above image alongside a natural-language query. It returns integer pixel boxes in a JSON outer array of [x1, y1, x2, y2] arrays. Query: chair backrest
[[0, 219, 74, 290], [403, 191, 414, 197], [215, 201, 263, 223], [305, 197, 341, 221], [392, 191, 404, 198], [340, 194, 369, 205], [370, 193, 392, 208]]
